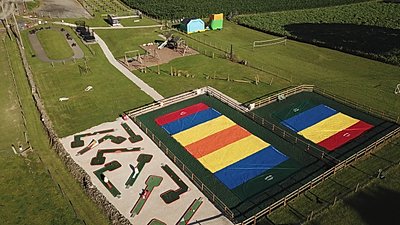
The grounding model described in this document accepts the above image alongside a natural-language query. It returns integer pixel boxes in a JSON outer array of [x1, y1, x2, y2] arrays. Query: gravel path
[[28, 27, 84, 62], [94, 32, 164, 101]]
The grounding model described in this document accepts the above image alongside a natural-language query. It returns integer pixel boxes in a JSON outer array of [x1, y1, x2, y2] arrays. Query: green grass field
[[0, 33, 109, 225], [234, 1, 400, 65], [23, 25, 153, 137], [36, 29, 74, 60]]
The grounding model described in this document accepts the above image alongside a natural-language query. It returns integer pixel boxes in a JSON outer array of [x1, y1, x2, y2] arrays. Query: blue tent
[[180, 18, 205, 34]]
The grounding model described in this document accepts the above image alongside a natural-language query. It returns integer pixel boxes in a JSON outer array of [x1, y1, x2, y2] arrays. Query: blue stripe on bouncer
[[214, 146, 288, 190], [161, 108, 221, 135], [281, 104, 337, 132]]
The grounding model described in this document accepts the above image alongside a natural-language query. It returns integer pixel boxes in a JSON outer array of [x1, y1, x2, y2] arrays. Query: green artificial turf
[[36, 29, 74, 60]]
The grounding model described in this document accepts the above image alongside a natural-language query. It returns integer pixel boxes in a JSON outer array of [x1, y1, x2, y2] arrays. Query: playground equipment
[[124, 50, 142, 65], [93, 160, 122, 197], [130, 175, 163, 218], [209, 13, 223, 30], [125, 154, 153, 188], [75, 21, 95, 42]]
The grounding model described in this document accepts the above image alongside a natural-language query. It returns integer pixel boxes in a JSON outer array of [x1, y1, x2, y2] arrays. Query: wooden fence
[[126, 85, 400, 224]]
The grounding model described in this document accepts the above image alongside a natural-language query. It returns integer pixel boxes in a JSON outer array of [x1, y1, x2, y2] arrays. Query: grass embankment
[[0, 33, 109, 225], [36, 29, 74, 60], [235, 1, 400, 65], [23, 25, 153, 137]]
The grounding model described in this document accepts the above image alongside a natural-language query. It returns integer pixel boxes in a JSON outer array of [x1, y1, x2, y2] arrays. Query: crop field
[[122, 0, 371, 19], [78, 0, 134, 16], [235, 2, 400, 65]]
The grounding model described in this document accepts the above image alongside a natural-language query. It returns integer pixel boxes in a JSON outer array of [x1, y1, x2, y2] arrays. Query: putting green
[[160, 164, 188, 204], [177, 197, 203, 225], [125, 154, 153, 188], [93, 161, 122, 197], [90, 148, 141, 165], [130, 175, 163, 217]]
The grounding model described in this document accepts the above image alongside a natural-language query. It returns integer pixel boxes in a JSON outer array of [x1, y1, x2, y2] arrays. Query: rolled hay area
[[60, 117, 232, 225], [28, 26, 84, 62]]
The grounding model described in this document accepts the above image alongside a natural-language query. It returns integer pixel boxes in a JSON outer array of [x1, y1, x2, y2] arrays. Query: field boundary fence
[[127, 85, 400, 224]]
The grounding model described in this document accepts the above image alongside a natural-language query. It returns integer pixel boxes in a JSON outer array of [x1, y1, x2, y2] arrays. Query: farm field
[[22, 25, 153, 137], [121, 0, 371, 19], [235, 1, 400, 65], [0, 33, 109, 225]]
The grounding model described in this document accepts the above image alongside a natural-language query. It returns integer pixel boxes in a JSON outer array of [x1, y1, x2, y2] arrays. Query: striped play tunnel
[[281, 104, 373, 151], [155, 103, 288, 189]]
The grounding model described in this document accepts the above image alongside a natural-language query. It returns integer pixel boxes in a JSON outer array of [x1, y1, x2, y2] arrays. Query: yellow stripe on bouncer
[[173, 116, 236, 146], [198, 135, 270, 173], [298, 113, 359, 144]]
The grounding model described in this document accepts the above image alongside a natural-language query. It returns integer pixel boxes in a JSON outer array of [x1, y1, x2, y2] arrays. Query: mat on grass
[[281, 104, 373, 151], [155, 103, 288, 190]]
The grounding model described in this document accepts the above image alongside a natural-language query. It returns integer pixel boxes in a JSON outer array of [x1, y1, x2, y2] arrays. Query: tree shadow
[[283, 23, 400, 65], [343, 186, 400, 225]]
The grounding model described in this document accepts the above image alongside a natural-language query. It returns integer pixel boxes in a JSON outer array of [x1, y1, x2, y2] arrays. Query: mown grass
[[23, 25, 153, 137], [0, 33, 109, 225], [234, 1, 400, 65], [36, 29, 74, 60]]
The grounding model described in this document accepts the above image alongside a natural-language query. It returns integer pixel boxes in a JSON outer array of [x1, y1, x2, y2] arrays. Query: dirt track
[[35, 0, 91, 18]]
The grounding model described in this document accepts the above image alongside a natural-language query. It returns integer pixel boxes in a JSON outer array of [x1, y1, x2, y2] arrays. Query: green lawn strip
[[177, 197, 203, 225], [119, 17, 160, 27], [22, 25, 153, 137], [36, 28, 74, 60], [1, 34, 109, 225], [307, 161, 400, 225], [71, 128, 115, 148], [93, 160, 122, 197], [184, 21, 400, 113], [125, 153, 153, 188], [95, 27, 162, 58], [130, 175, 163, 217], [121, 122, 144, 143], [268, 143, 400, 224], [160, 164, 189, 204], [90, 147, 141, 165]]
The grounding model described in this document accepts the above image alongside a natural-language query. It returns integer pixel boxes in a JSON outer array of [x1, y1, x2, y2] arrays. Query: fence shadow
[[344, 186, 400, 225], [283, 23, 400, 65]]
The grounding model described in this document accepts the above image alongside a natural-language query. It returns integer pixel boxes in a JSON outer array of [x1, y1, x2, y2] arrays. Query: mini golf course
[[148, 219, 167, 225], [161, 164, 189, 204], [93, 160, 122, 197], [176, 197, 203, 225], [130, 175, 163, 218], [90, 147, 142, 165], [122, 122, 143, 143], [71, 129, 114, 148], [125, 154, 153, 188]]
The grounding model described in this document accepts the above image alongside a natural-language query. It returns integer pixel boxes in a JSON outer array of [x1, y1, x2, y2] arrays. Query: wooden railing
[[125, 85, 400, 224]]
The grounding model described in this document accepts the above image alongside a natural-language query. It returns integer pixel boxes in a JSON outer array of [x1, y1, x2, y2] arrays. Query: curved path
[[28, 28, 84, 62], [52, 21, 164, 101], [94, 32, 164, 101]]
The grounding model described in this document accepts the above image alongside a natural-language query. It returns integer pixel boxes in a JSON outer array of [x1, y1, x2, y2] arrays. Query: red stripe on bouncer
[[318, 120, 374, 151], [185, 125, 251, 159], [155, 103, 209, 126]]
